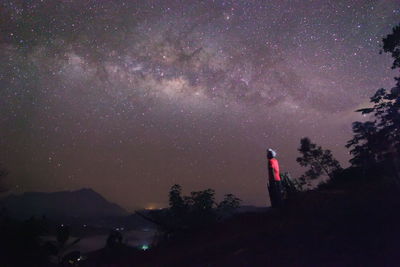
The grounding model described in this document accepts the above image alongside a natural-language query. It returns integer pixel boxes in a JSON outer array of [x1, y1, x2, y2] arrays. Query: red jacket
[[268, 158, 281, 181]]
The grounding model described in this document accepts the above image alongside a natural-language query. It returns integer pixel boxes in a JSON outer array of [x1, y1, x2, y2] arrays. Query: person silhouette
[[267, 148, 283, 208]]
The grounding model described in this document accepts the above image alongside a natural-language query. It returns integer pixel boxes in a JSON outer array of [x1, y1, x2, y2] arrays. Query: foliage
[[0, 216, 49, 266], [347, 88, 399, 166], [184, 188, 216, 213], [382, 24, 400, 70], [280, 172, 303, 198], [347, 24, 400, 182], [169, 185, 217, 228], [46, 224, 81, 264], [217, 193, 241, 214], [346, 121, 382, 166], [316, 166, 379, 190], [145, 185, 241, 240], [0, 216, 81, 266], [169, 184, 185, 215], [296, 137, 342, 183], [0, 164, 8, 193]]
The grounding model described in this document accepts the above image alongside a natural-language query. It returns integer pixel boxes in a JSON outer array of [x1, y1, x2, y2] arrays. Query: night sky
[[0, 0, 399, 211]]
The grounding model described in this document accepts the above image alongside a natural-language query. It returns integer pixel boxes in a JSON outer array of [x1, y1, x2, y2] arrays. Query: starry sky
[[0, 0, 399, 211]]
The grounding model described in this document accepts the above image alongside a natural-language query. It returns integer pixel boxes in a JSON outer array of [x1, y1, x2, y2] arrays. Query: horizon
[[1, 187, 271, 214], [0, 186, 270, 212]]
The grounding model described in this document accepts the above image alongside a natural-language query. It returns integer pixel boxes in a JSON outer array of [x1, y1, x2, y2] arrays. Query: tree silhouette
[[217, 194, 241, 213], [44, 225, 81, 264], [169, 184, 185, 215], [347, 24, 400, 182], [297, 137, 342, 183], [140, 185, 241, 240], [185, 189, 215, 212], [280, 172, 303, 198], [346, 121, 381, 167], [0, 164, 8, 193]]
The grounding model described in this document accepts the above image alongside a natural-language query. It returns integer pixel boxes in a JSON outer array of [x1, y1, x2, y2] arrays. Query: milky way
[[0, 0, 399, 210]]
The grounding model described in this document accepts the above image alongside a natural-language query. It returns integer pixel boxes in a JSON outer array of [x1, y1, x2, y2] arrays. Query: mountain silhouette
[[0, 188, 128, 219]]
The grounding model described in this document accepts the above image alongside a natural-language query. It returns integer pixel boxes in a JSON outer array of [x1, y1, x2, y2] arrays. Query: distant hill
[[0, 188, 128, 219]]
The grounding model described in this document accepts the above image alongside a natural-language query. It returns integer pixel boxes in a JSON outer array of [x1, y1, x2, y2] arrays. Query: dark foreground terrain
[[82, 177, 400, 266]]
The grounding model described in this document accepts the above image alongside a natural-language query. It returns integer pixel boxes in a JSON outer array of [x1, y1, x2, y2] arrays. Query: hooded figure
[[267, 148, 283, 208]]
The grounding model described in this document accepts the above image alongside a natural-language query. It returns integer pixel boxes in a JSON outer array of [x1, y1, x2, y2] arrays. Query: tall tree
[[169, 184, 185, 213], [0, 164, 8, 193], [346, 121, 382, 167], [347, 24, 400, 180], [297, 137, 342, 182]]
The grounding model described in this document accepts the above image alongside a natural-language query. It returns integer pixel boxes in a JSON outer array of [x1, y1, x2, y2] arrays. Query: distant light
[[141, 244, 149, 251]]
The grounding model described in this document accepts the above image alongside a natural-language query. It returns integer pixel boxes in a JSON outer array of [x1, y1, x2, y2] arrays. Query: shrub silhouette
[[139, 185, 241, 242], [280, 172, 303, 198], [297, 137, 342, 185]]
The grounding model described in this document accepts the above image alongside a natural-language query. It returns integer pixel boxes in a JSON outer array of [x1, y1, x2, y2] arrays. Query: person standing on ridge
[[267, 148, 283, 208]]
